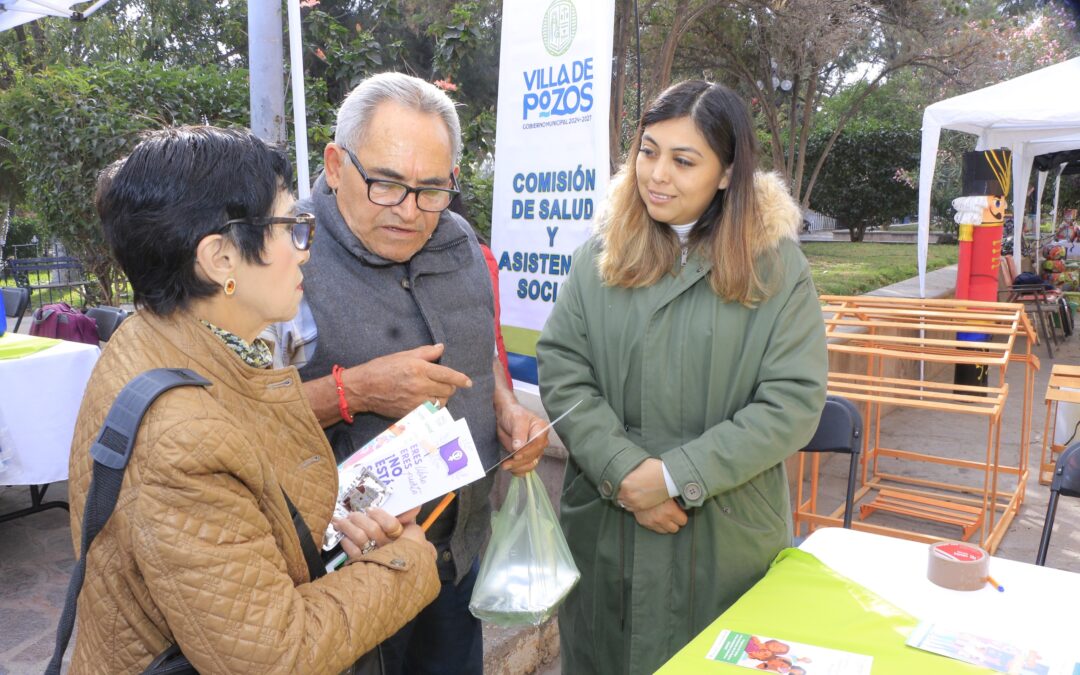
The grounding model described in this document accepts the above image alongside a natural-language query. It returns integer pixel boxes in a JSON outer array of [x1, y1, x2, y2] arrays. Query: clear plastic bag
[[468, 471, 580, 626]]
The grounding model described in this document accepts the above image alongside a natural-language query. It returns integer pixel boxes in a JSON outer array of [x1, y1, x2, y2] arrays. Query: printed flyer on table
[[706, 629, 873, 675]]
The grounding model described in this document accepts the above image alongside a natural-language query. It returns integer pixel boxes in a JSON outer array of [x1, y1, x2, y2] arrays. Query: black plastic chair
[[2, 286, 30, 332], [1035, 442, 1080, 566], [85, 305, 128, 342], [800, 395, 863, 528]]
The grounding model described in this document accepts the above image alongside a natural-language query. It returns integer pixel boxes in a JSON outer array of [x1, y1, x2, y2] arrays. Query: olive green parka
[[536, 172, 827, 675]]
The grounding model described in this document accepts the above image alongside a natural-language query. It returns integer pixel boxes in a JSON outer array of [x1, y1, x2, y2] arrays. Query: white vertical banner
[[490, 0, 615, 388]]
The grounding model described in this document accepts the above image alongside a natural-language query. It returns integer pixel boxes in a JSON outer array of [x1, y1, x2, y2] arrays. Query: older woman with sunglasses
[[64, 126, 439, 675]]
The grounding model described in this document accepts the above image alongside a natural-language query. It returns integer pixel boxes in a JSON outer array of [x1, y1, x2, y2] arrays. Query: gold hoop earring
[[224, 278, 237, 296]]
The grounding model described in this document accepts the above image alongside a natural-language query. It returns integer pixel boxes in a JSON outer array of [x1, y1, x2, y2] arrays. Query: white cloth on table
[[0, 334, 99, 485]]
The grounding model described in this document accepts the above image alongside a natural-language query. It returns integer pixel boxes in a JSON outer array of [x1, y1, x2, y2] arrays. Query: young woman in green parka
[[536, 81, 828, 674]]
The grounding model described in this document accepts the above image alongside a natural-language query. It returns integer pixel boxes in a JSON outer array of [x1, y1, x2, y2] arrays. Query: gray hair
[[334, 72, 462, 164]]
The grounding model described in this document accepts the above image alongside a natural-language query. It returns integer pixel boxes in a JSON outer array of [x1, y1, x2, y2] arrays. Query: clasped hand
[[617, 458, 687, 534], [617, 458, 670, 512]]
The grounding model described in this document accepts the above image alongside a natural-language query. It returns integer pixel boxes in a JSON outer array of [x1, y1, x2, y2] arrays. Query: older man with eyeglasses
[[265, 72, 548, 675]]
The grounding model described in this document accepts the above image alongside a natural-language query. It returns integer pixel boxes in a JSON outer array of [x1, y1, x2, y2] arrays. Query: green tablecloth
[[0, 332, 59, 360], [656, 548, 990, 674]]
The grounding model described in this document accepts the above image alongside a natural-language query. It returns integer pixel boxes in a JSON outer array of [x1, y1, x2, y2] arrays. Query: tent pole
[[1012, 145, 1028, 276], [1036, 169, 1046, 270], [1052, 163, 1065, 232], [286, 0, 310, 199], [916, 117, 941, 299], [74, 0, 111, 20]]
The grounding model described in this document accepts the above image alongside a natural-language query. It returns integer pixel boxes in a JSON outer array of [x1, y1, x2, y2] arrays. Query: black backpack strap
[[282, 489, 328, 582], [47, 368, 211, 675]]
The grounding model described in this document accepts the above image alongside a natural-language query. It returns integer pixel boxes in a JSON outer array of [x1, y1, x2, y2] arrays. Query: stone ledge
[[482, 618, 560, 675]]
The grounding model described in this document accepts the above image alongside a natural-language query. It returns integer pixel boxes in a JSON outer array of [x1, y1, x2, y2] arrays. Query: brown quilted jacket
[[66, 311, 439, 674]]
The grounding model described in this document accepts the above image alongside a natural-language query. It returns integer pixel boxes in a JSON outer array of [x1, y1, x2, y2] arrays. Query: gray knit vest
[[297, 175, 497, 582]]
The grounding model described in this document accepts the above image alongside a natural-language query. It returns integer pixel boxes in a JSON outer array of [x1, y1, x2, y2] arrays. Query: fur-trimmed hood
[[752, 171, 802, 256]]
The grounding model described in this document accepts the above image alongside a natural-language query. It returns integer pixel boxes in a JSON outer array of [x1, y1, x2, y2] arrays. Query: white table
[[800, 527, 1080, 648], [0, 332, 99, 522]]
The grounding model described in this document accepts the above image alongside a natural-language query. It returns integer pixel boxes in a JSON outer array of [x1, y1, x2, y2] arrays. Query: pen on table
[[420, 491, 457, 532], [985, 575, 1004, 592]]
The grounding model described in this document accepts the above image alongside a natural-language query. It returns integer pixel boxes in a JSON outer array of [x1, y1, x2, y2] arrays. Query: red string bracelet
[[332, 364, 354, 424]]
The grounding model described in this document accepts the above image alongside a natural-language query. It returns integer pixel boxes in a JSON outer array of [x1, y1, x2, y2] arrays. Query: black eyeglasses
[[342, 146, 459, 212], [223, 213, 316, 251]]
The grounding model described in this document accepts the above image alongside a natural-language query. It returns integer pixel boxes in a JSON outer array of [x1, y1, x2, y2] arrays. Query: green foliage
[[815, 75, 924, 134], [303, 5, 401, 99], [456, 108, 497, 238], [428, 2, 488, 81], [287, 76, 339, 180], [0, 62, 249, 303], [0, 0, 248, 79], [805, 125, 921, 241], [300, 0, 501, 234], [1, 212, 43, 259]]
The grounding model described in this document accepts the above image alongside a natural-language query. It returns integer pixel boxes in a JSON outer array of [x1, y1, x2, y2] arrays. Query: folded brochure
[[706, 629, 873, 675], [323, 402, 486, 551], [907, 621, 1080, 674]]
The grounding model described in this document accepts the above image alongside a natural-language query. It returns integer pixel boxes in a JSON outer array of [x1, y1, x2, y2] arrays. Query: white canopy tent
[[1029, 136, 1080, 265], [917, 57, 1080, 296], [0, 0, 110, 32]]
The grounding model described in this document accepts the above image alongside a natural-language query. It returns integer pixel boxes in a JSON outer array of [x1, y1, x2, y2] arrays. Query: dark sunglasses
[[222, 213, 316, 251]]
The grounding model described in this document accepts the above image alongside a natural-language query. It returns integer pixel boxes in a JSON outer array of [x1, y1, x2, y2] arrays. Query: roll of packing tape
[[927, 541, 990, 591]]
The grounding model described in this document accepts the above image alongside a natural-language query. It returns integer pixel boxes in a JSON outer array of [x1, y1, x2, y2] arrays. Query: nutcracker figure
[[952, 149, 1011, 302], [953, 149, 1011, 390]]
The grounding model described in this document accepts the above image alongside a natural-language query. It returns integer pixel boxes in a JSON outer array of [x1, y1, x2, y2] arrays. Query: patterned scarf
[[201, 320, 273, 369]]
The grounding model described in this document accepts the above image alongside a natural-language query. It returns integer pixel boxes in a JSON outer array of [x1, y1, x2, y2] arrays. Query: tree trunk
[[801, 71, 888, 208], [609, 0, 633, 172], [791, 68, 818, 204], [653, 0, 689, 97]]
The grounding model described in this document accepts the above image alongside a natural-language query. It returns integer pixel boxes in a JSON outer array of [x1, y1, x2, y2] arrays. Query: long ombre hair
[[598, 81, 769, 305]]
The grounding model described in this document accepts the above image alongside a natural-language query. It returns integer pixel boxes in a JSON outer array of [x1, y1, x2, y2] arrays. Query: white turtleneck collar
[[668, 221, 696, 244]]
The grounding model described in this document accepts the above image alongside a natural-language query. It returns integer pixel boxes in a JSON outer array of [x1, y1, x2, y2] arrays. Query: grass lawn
[[802, 242, 958, 296]]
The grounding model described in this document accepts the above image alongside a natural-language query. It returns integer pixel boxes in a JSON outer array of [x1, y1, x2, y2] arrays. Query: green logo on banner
[[542, 0, 577, 56]]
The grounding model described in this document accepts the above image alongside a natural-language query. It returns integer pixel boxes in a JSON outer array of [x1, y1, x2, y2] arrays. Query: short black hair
[[97, 126, 292, 315]]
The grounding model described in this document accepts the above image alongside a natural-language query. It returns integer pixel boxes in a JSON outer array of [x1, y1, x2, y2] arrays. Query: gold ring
[[388, 523, 404, 539]]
